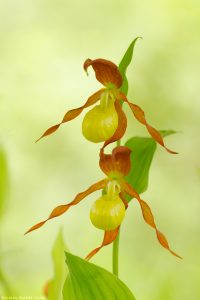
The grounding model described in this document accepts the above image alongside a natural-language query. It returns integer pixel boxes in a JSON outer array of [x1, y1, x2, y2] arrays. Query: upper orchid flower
[[36, 59, 177, 154], [25, 146, 180, 260]]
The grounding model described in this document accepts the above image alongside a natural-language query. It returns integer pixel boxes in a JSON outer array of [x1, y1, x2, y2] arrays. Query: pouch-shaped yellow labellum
[[90, 195, 125, 230], [82, 103, 118, 143]]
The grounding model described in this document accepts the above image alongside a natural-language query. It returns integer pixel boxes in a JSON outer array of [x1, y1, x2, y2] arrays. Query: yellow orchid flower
[[25, 146, 180, 260], [36, 59, 177, 154]]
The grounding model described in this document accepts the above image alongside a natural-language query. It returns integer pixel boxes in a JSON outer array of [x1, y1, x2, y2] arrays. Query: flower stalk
[[112, 138, 121, 277], [112, 227, 120, 276]]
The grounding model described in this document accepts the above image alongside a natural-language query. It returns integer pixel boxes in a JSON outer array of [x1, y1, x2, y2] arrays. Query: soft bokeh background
[[0, 0, 199, 299]]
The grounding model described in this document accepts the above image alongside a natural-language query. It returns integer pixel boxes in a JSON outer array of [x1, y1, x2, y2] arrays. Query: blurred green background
[[0, 0, 200, 299]]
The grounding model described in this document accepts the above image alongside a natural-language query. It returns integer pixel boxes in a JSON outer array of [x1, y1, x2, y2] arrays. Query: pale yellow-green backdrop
[[0, 0, 200, 299]]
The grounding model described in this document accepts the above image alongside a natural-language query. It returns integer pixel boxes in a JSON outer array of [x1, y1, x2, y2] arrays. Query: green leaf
[[125, 137, 156, 199], [48, 229, 68, 300], [0, 148, 8, 218], [125, 131, 176, 200], [63, 252, 136, 300], [0, 268, 14, 296], [118, 37, 141, 95], [159, 130, 177, 138], [0, 149, 13, 296]]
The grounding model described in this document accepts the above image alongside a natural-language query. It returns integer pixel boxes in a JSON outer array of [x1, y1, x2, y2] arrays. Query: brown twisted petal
[[101, 99, 127, 150], [119, 192, 129, 209], [25, 178, 108, 234], [83, 58, 123, 88], [35, 89, 105, 142], [123, 182, 182, 259], [119, 93, 178, 154], [85, 227, 120, 261], [99, 146, 131, 177]]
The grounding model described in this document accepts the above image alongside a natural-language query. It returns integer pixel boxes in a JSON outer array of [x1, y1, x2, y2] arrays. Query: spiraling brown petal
[[36, 89, 105, 142], [85, 227, 120, 260], [119, 192, 129, 209], [101, 99, 127, 150], [123, 182, 181, 258], [25, 179, 108, 234], [84, 58, 123, 88], [119, 93, 178, 154], [100, 146, 131, 177]]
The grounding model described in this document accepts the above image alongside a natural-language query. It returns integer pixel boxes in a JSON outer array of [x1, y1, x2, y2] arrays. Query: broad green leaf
[[125, 131, 176, 200], [47, 229, 68, 300], [125, 137, 156, 199], [63, 252, 136, 300], [118, 37, 141, 95], [0, 148, 8, 218]]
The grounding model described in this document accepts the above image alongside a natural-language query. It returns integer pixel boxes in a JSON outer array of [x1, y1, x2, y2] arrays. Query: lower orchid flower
[[36, 58, 177, 154], [25, 146, 181, 260]]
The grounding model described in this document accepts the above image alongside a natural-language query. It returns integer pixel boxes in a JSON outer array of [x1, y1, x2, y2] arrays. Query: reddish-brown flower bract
[[100, 146, 132, 178], [84, 58, 123, 88]]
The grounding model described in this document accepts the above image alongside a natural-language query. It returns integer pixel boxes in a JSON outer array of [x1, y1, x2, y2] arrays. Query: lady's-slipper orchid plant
[[36, 58, 177, 155], [26, 39, 181, 299], [26, 146, 181, 260]]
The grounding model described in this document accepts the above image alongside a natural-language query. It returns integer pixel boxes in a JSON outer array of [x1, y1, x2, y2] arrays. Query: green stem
[[116, 139, 121, 147], [112, 138, 121, 277], [112, 227, 120, 276]]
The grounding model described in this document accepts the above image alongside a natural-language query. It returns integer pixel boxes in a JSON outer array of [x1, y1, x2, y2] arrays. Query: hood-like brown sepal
[[100, 146, 132, 178], [84, 58, 123, 88]]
